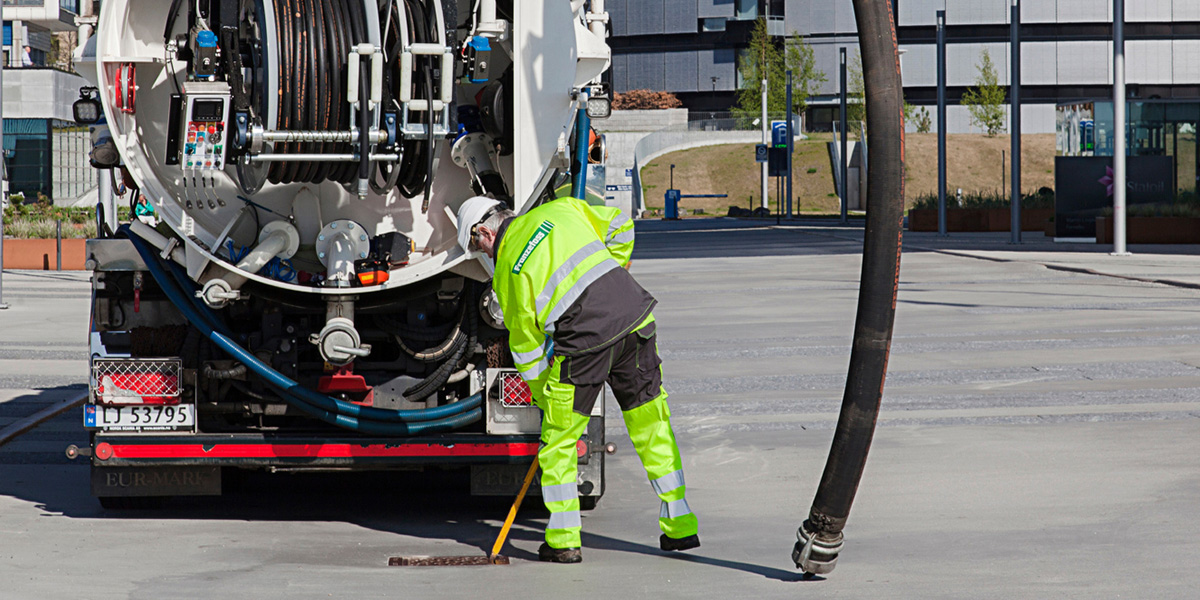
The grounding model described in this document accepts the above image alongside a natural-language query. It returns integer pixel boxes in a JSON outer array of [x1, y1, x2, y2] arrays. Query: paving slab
[[2, 222, 1200, 599]]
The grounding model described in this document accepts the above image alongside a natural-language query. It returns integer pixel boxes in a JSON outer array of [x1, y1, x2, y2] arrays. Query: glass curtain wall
[[1058, 101, 1200, 200], [3, 118, 95, 201]]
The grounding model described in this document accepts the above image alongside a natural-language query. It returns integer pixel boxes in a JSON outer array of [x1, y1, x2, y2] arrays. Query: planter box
[[1095, 216, 1200, 244], [908, 208, 1053, 233], [2, 238, 88, 270]]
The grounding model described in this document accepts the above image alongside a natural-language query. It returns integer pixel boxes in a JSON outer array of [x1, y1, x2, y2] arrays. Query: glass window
[[701, 18, 726, 32], [734, 0, 756, 20]]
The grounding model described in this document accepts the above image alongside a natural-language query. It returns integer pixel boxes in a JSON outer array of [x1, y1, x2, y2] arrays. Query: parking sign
[[771, 121, 789, 148]]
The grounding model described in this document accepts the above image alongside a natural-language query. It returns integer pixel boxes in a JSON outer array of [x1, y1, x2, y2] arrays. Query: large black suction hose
[[794, 0, 906, 576]]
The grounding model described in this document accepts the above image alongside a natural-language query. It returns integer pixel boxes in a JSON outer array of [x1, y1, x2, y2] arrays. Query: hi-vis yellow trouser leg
[[534, 320, 697, 549], [623, 388, 698, 540], [535, 357, 589, 549]]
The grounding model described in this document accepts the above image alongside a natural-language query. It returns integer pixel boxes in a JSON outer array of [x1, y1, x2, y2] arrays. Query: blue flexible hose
[[126, 230, 483, 434], [133, 233, 479, 422]]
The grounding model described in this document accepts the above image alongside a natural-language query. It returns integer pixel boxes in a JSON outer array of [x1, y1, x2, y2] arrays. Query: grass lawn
[[638, 132, 1058, 217]]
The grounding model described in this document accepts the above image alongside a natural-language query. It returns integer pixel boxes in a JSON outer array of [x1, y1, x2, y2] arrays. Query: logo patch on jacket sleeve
[[512, 221, 555, 274]]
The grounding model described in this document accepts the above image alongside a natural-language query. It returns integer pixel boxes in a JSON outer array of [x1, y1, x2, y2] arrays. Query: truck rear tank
[[76, 0, 614, 507]]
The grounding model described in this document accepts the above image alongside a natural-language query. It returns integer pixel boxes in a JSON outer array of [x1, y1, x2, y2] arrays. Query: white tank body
[[93, 0, 609, 295]]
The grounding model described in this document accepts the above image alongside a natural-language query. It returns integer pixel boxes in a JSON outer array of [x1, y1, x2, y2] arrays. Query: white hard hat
[[456, 196, 503, 252]]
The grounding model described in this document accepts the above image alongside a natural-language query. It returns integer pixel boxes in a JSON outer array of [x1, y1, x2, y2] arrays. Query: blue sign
[[771, 121, 789, 148], [625, 168, 633, 177], [606, 184, 632, 192]]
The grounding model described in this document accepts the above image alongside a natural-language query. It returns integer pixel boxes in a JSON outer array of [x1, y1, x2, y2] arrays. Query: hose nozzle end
[[793, 521, 843, 576]]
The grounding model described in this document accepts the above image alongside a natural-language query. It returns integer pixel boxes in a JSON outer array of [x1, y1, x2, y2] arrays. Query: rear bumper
[[91, 433, 541, 468]]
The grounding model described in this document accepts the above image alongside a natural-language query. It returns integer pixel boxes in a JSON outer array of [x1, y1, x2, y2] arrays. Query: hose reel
[[176, 0, 449, 199]]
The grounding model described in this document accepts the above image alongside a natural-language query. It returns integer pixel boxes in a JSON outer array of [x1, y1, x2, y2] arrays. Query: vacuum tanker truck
[[69, 0, 614, 507]]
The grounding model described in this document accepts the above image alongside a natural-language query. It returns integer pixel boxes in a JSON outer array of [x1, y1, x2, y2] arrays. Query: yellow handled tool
[[489, 457, 539, 563], [389, 456, 540, 567]]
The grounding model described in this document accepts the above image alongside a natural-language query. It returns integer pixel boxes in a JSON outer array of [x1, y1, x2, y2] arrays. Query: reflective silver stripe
[[650, 470, 685, 496], [544, 259, 621, 325], [511, 345, 545, 366], [660, 498, 692, 520], [606, 213, 630, 240], [548, 510, 582, 530], [535, 241, 607, 314], [542, 482, 577, 503], [608, 230, 634, 246], [518, 356, 550, 381]]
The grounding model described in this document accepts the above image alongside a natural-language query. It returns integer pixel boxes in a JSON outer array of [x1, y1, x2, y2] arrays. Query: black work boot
[[538, 542, 583, 563], [660, 533, 701, 552]]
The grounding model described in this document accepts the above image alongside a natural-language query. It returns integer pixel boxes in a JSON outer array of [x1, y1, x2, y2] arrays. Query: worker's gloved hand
[[544, 339, 555, 362]]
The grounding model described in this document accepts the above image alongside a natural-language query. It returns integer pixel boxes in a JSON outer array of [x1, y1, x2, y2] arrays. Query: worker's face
[[474, 225, 498, 259]]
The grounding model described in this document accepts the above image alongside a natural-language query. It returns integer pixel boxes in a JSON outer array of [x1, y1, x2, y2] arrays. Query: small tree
[[785, 34, 827, 118], [962, 49, 1007, 136], [734, 18, 789, 126], [904, 102, 932, 134], [848, 52, 865, 131]]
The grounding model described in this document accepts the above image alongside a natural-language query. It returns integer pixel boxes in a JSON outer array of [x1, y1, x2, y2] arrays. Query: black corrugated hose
[[394, 303, 466, 362], [794, 0, 906, 577], [265, 0, 364, 185], [393, 0, 439, 201], [403, 284, 478, 401]]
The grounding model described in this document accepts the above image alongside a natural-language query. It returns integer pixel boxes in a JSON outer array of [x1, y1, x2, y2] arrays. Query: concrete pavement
[[2, 221, 1200, 598]]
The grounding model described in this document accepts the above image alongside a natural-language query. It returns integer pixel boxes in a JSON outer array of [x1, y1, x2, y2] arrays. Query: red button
[[208, 125, 216, 134]]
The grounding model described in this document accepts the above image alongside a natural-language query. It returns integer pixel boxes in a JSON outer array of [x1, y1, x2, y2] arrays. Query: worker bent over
[[457, 195, 699, 563]]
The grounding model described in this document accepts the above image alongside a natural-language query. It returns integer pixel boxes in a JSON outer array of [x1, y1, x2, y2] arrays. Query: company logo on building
[[1098, 165, 1167, 197]]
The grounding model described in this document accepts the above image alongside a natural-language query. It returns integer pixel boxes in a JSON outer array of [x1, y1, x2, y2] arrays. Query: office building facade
[[609, 0, 1200, 135]]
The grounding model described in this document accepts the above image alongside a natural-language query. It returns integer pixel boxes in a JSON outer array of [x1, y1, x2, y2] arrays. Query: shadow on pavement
[[0, 459, 806, 579], [578, 529, 811, 582]]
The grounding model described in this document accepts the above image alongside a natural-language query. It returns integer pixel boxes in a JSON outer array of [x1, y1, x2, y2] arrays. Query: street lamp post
[[840, 47, 848, 225], [937, 11, 947, 236], [0, 16, 8, 311], [786, 69, 793, 219], [761, 77, 769, 210], [1112, 0, 1129, 255], [1010, 0, 1022, 244]]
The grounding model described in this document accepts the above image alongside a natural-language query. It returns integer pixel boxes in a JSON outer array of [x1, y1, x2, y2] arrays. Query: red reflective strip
[[108, 442, 540, 459]]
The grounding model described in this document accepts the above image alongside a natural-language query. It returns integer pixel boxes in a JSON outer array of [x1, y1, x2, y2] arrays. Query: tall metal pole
[[786, 69, 794, 218], [1113, 0, 1128, 254], [936, 11, 947, 236], [1010, 0, 1022, 243], [761, 77, 769, 210], [840, 47, 848, 224], [0, 27, 8, 311]]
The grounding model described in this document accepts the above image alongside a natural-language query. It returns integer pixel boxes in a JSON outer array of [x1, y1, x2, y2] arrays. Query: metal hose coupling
[[793, 520, 844, 575]]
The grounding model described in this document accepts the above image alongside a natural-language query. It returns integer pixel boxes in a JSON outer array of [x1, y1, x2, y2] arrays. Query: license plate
[[85, 404, 195, 432]]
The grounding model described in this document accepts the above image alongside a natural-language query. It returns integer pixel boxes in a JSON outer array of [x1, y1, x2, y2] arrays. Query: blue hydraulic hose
[[572, 105, 590, 200], [131, 233, 480, 422], [126, 231, 483, 433]]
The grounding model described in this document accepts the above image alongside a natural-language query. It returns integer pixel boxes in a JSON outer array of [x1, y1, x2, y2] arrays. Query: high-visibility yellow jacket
[[492, 197, 654, 384]]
